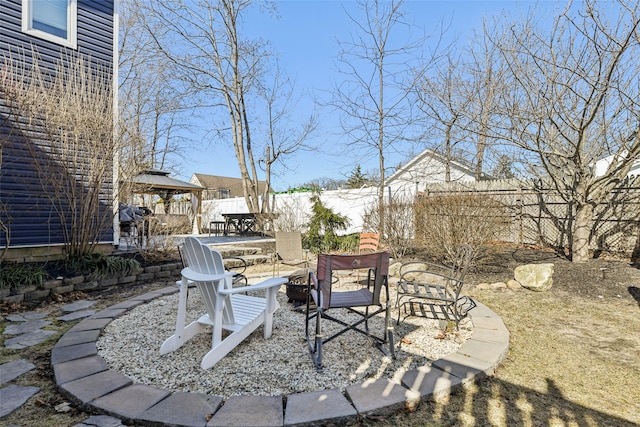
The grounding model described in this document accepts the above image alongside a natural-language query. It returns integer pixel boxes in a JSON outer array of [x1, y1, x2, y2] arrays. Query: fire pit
[[285, 269, 309, 305]]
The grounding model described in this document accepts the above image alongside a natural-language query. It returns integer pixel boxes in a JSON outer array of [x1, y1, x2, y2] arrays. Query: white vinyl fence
[[200, 186, 417, 235]]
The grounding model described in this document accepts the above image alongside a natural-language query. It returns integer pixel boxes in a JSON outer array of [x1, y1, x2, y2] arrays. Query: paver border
[[52, 286, 509, 427]]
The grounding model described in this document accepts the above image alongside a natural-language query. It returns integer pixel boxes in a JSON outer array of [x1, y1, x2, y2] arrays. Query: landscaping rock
[[514, 263, 554, 292], [389, 262, 402, 277], [506, 279, 522, 289]]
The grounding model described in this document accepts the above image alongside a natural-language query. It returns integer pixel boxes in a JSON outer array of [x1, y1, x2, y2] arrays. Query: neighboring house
[[190, 173, 268, 200], [594, 153, 640, 178], [0, 0, 117, 260], [386, 147, 480, 195]]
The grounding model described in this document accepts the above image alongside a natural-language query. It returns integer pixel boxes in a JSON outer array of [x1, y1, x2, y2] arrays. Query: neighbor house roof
[[386, 147, 482, 185]]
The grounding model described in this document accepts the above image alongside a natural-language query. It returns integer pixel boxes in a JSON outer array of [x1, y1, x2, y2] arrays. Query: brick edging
[[1, 263, 183, 304]]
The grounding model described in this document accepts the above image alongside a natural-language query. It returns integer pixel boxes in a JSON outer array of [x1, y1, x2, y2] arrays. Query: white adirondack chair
[[160, 237, 287, 369]]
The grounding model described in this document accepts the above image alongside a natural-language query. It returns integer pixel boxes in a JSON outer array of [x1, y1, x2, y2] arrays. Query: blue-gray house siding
[[0, 0, 116, 251]]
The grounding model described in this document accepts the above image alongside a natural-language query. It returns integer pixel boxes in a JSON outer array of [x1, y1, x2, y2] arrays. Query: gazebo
[[122, 169, 205, 234]]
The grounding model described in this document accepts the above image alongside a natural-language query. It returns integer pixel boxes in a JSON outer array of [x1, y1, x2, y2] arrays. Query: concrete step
[[214, 246, 263, 257], [205, 245, 273, 267], [224, 254, 272, 268]]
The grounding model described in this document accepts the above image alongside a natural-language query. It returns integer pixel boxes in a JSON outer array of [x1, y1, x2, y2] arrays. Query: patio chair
[[358, 232, 380, 253], [161, 237, 287, 369], [273, 231, 310, 276], [177, 244, 247, 287], [339, 232, 381, 285], [396, 244, 476, 329], [305, 252, 394, 372]]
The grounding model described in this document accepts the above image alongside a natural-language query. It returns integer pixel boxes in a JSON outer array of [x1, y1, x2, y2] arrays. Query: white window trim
[[22, 0, 77, 49]]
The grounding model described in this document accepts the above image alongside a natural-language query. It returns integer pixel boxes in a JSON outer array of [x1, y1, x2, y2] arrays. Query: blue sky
[[180, 0, 548, 191]]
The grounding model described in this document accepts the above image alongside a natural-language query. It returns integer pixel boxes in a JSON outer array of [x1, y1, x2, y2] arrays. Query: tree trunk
[[572, 203, 593, 263]]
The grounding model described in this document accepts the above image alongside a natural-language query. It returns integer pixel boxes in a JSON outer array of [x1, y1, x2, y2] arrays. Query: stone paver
[[59, 370, 132, 405], [4, 329, 57, 349], [67, 318, 112, 332], [53, 355, 109, 385], [0, 384, 40, 418], [90, 384, 171, 422], [5, 311, 47, 322], [137, 391, 223, 427], [399, 364, 462, 399], [284, 389, 358, 426], [57, 309, 97, 322], [72, 415, 126, 427], [345, 378, 420, 416], [51, 342, 98, 364], [209, 395, 283, 427], [54, 329, 102, 347], [91, 308, 127, 319], [0, 359, 36, 385], [432, 352, 496, 382], [3, 319, 52, 335], [62, 300, 97, 312]]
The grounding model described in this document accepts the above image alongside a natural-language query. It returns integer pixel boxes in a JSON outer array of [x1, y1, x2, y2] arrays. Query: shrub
[[0, 263, 47, 289], [64, 253, 140, 278], [414, 193, 509, 263], [272, 197, 309, 233], [305, 193, 350, 253], [363, 196, 415, 259]]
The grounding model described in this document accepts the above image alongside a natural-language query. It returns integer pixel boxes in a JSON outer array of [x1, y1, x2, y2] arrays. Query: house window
[[217, 189, 231, 199], [22, 0, 77, 49]]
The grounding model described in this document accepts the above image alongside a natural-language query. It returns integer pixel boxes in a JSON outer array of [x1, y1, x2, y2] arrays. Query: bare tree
[[331, 0, 426, 235], [118, 0, 190, 186], [415, 50, 474, 182], [1, 48, 116, 258], [492, 0, 640, 262], [137, 0, 297, 214], [464, 19, 510, 180], [259, 63, 317, 212]]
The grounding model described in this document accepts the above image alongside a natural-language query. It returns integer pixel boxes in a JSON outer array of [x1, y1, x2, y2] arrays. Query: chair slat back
[[316, 252, 390, 309], [275, 232, 304, 261], [182, 237, 234, 324], [358, 232, 380, 254]]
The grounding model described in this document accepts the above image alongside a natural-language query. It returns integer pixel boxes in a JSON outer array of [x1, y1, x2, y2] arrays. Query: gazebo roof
[[124, 170, 204, 195]]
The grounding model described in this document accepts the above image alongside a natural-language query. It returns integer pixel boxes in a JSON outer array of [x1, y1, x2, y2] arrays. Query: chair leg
[[385, 300, 395, 358], [305, 289, 323, 372], [312, 307, 324, 372]]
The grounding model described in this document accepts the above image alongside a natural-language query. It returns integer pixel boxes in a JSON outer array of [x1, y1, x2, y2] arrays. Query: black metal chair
[[396, 244, 475, 329], [305, 252, 394, 372]]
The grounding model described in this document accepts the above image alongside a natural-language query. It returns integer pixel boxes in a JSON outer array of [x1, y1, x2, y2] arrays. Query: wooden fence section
[[419, 177, 640, 256]]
